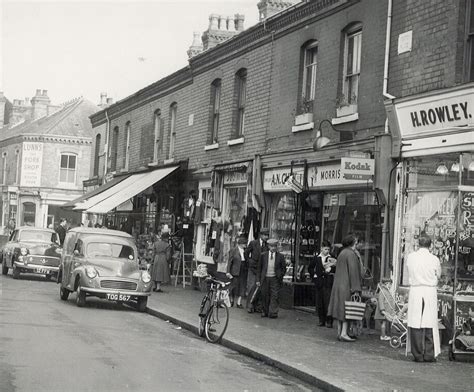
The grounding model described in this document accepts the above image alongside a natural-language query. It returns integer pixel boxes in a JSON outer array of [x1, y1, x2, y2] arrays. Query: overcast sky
[[1, 0, 260, 105]]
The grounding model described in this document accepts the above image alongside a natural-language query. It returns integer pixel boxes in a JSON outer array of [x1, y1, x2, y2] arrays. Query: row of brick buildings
[[70, 0, 474, 315]]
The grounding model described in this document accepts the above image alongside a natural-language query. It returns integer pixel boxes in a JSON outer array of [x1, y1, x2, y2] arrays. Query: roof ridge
[[43, 97, 84, 134]]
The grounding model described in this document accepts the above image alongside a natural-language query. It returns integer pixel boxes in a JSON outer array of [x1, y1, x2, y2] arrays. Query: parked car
[[58, 227, 152, 311], [1, 226, 61, 280]]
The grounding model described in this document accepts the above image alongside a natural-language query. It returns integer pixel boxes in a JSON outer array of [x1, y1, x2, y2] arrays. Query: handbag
[[345, 293, 366, 321]]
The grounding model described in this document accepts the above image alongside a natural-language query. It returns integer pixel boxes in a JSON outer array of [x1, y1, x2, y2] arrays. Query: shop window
[[93, 134, 101, 177], [59, 154, 77, 184], [208, 79, 221, 144], [197, 188, 215, 261], [153, 110, 161, 162], [300, 40, 318, 109], [233, 69, 247, 139], [337, 24, 362, 118], [111, 126, 119, 172], [465, 0, 474, 81], [406, 155, 459, 189], [22, 202, 36, 226], [1, 152, 6, 185], [168, 103, 177, 159], [224, 186, 247, 242], [124, 121, 131, 171]]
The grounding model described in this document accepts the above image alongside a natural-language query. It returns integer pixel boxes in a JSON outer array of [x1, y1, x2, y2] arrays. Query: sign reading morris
[[20, 142, 43, 187]]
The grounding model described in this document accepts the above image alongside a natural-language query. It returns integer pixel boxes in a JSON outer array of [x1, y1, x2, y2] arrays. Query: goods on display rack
[[137, 233, 154, 270]]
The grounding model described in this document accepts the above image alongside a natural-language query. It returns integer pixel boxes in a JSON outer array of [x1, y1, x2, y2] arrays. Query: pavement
[[146, 283, 474, 392]]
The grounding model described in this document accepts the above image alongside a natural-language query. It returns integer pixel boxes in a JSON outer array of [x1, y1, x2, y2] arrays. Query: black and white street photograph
[[1, 0, 474, 391]]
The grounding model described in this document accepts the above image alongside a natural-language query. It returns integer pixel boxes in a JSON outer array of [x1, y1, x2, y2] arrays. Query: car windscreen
[[86, 242, 135, 260], [20, 230, 57, 243]]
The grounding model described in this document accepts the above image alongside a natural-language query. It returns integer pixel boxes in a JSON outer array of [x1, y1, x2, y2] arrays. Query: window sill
[[227, 137, 244, 146], [332, 113, 359, 125], [204, 143, 219, 151], [292, 122, 314, 133], [163, 158, 174, 165], [294, 113, 313, 126], [147, 161, 159, 167]]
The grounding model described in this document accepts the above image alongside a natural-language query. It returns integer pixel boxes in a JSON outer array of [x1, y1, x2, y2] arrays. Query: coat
[[227, 246, 247, 277], [245, 239, 268, 272], [308, 254, 336, 289], [258, 251, 286, 283], [327, 247, 362, 321], [151, 239, 171, 283]]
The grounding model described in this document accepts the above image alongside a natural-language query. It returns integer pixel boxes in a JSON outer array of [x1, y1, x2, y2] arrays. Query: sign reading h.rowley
[[20, 142, 43, 187]]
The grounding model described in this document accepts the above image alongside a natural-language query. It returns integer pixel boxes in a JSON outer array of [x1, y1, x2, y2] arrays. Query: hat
[[260, 228, 269, 236], [237, 236, 247, 245], [267, 238, 278, 246]]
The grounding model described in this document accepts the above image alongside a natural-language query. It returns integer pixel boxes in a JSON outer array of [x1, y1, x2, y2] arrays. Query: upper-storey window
[[234, 69, 247, 138], [153, 110, 161, 162], [15, 149, 20, 184], [124, 121, 131, 171], [1, 152, 7, 185], [59, 153, 77, 184], [303, 41, 318, 103], [339, 24, 362, 115], [168, 103, 177, 159], [111, 126, 119, 172], [93, 134, 101, 177], [209, 79, 221, 144], [466, 0, 474, 81]]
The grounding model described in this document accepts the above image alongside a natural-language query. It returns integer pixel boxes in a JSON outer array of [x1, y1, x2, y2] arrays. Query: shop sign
[[263, 167, 305, 192], [394, 86, 474, 137], [307, 162, 373, 189], [341, 157, 374, 180], [20, 142, 43, 187], [223, 170, 247, 185]]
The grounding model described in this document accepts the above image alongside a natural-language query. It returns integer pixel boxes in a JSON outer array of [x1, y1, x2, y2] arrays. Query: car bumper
[[13, 261, 59, 275], [80, 287, 151, 297]]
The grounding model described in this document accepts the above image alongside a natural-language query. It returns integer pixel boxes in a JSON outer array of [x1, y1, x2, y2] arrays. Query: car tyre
[[76, 285, 86, 307], [12, 264, 20, 279], [60, 285, 70, 301], [136, 297, 147, 312]]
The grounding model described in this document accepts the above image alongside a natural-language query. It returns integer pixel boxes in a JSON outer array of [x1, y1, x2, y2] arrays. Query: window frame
[[93, 134, 101, 177], [235, 69, 247, 138], [341, 25, 362, 108], [153, 110, 161, 162], [1, 152, 7, 185], [209, 79, 222, 144], [111, 126, 119, 172], [168, 103, 177, 159], [124, 121, 131, 171], [15, 149, 20, 184], [302, 41, 318, 102], [465, 0, 474, 81], [59, 153, 77, 184]]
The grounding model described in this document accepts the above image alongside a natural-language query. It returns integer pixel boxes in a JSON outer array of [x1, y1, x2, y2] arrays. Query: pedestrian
[[151, 231, 171, 292], [374, 278, 395, 341], [226, 235, 248, 308], [244, 228, 269, 313], [327, 233, 363, 342], [308, 240, 336, 328], [406, 233, 441, 362], [258, 238, 286, 319], [55, 218, 67, 246]]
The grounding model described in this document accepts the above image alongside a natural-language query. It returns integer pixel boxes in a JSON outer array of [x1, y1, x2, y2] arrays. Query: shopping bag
[[345, 294, 366, 321]]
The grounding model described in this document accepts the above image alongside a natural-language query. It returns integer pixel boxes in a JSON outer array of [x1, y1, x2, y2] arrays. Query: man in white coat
[[406, 234, 441, 362]]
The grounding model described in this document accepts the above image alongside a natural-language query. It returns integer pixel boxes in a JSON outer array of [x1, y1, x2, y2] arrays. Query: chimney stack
[[234, 14, 245, 31], [201, 12, 244, 51], [106, 97, 114, 105], [100, 92, 107, 107], [187, 32, 203, 59], [31, 88, 51, 120], [0, 92, 6, 129], [257, 0, 295, 22]]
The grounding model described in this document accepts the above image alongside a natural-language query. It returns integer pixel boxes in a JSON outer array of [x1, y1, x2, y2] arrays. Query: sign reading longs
[[20, 142, 44, 187]]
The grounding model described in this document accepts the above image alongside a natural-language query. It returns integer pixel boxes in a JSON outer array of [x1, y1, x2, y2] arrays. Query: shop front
[[387, 84, 474, 338], [263, 157, 383, 310]]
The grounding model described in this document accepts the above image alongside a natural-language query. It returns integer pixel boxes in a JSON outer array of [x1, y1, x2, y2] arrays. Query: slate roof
[[0, 98, 99, 141]]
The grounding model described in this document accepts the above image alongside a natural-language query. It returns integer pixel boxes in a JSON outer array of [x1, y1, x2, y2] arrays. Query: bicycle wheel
[[204, 302, 229, 343], [198, 294, 211, 337]]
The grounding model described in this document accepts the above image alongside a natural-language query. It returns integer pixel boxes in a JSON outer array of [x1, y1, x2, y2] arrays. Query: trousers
[[315, 285, 333, 324], [261, 276, 281, 316], [409, 327, 435, 362]]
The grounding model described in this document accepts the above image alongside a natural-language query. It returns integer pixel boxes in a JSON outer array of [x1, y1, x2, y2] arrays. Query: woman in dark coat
[[226, 236, 248, 308], [151, 232, 171, 292], [327, 234, 362, 342]]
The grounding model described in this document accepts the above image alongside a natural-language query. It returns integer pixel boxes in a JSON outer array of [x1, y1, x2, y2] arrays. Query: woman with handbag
[[327, 233, 363, 342]]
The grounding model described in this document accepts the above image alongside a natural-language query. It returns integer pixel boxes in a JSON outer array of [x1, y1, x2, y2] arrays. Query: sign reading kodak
[[340, 157, 374, 180]]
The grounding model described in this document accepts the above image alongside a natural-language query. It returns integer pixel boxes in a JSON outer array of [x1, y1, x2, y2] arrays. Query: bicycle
[[198, 275, 231, 343]]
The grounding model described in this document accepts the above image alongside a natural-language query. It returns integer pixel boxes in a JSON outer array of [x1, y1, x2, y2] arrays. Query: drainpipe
[[104, 109, 110, 180]]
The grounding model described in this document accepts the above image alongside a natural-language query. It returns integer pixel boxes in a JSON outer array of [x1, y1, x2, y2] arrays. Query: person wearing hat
[[226, 235, 249, 308], [244, 228, 269, 313], [257, 238, 286, 318]]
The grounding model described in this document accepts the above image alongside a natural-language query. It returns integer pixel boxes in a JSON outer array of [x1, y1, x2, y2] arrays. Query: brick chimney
[[257, 0, 295, 21], [187, 32, 203, 59], [31, 88, 51, 120], [202, 13, 245, 51]]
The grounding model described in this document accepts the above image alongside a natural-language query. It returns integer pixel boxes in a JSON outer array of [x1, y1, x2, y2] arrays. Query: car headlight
[[85, 266, 98, 279], [141, 271, 151, 283], [20, 248, 28, 256]]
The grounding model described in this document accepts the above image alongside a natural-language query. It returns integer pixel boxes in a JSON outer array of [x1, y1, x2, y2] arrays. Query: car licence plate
[[106, 293, 131, 302], [35, 268, 49, 274]]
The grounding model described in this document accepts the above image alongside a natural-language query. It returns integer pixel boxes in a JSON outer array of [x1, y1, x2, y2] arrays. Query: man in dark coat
[[244, 228, 269, 313], [55, 218, 67, 246], [257, 238, 286, 318]]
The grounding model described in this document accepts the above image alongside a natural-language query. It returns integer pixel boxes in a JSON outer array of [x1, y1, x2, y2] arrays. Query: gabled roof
[[0, 98, 99, 141]]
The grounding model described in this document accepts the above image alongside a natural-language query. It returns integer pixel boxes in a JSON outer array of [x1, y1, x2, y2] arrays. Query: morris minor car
[[1, 226, 61, 280], [58, 227, 152, 311]]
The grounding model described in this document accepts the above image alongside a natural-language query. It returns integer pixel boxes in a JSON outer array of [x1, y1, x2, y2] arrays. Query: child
[[375, 278, 395, 341]]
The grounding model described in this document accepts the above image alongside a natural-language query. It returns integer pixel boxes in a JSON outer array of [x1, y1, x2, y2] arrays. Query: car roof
[[67, 227, 134, 239], [17, 226, 56, 233]]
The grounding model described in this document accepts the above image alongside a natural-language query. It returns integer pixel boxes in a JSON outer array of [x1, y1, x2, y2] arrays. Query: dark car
[[58, 227, 152, 311], [1, 226, 61, 280]]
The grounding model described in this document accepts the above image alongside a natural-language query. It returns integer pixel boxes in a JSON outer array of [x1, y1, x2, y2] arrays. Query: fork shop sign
[[394, 86, 474, 137], [20, 142, 44, 187], [341, 157, 374, 181]]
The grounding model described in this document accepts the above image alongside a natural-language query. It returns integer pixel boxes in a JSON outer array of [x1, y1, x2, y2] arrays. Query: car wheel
[[75, 285, 86, 307], [136, 297, 147, 312], [1, 261, 8, 275], [12, 265, 20, 279], [60, 285, 70, 301]]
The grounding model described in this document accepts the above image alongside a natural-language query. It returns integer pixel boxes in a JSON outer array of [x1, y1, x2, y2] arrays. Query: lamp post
[[312, 119, 354, 151]]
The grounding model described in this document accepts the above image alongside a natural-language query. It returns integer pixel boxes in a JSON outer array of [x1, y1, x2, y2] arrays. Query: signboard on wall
[[263, 167, 305, 192], [341, 157, 374, 180], [307, 162, 373, 189], [223, 170, 248, 185], [20, 142, 43, 187]]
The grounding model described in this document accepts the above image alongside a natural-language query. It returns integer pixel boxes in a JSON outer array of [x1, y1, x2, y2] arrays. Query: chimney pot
[[209, 14, 219, 30], [42, 89, 48, 96], [100, 92, 107, 105], [106, 98, 114, 105], [234, 14, 245, 31], [227, 16, 236, 32], [219, 15, 227, 30], [35, 89, 42, 96]]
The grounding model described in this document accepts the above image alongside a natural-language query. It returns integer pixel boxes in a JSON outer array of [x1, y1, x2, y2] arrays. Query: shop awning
[[62, 175, 129, 210], [85, 165, 179, 214]]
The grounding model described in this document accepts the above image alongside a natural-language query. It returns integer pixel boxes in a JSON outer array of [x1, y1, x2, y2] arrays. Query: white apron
[[406, 285, 440, 358]]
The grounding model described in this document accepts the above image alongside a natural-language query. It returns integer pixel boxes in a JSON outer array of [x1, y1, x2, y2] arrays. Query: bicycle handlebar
[[205, 275, 231, 287]]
